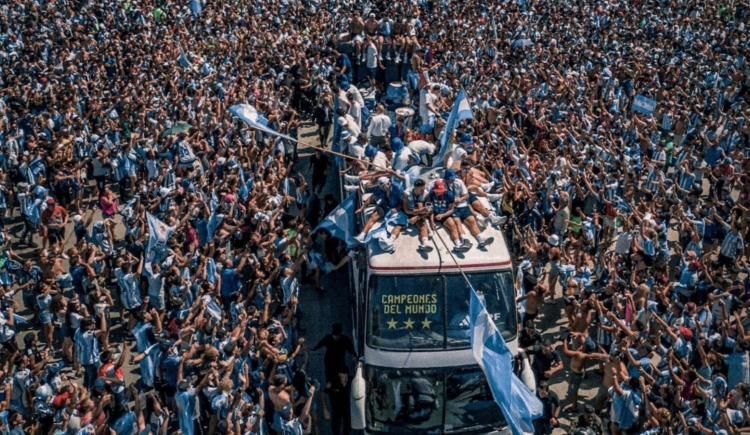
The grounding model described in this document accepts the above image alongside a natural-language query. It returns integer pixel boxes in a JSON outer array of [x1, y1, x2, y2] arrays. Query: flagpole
[[243, 121, 392, 172]]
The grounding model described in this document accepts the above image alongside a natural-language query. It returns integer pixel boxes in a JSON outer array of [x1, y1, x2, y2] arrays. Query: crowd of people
[[0, 0, 748, 434]]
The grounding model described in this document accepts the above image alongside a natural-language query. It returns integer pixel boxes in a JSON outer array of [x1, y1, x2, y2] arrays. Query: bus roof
[[359, 167, 513, 275], [367, 224, 512, 274]]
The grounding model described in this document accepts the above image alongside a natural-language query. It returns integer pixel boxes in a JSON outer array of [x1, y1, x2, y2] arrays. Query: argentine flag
[[229, 104, 298, 143], [433, 88, 473, 167], [178, 49, 193, 70], [146, 213, 175, 265], [315, 195, 357, 249], [470, 286, 542, 435]]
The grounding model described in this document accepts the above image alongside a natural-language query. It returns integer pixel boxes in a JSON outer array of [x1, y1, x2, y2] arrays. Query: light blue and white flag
[[146, 213, 175, 265], [189, 0, 202, 16], [315, 195, 357, 248], [178, 49, 193, 70], [470, 286, 542, 435], [433, 88, 473, 167], [238, 168, 253, 202], [632, 94, 657, 116], [229, 104, 297, 142]]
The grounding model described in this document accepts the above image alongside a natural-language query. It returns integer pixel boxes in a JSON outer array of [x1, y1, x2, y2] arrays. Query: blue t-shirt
[[220, 268, 241, 298], [429, 191, 455, 214]]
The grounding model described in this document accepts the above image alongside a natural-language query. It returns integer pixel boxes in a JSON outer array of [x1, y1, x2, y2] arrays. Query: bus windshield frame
[[367, 271, 517, 351]]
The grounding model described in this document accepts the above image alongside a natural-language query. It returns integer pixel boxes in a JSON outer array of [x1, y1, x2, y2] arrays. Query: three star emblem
[[386, 318, 432, 330]]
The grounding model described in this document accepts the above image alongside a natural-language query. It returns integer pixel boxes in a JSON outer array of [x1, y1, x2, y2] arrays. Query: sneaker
[[489, 214, 507, 225], [477, 218, 488, 231], [487, 193, 502, 203], [477, 236, 495, 248], [344, 185, 360, 193], [460, 239, 473, 251], [344, 174, 360, 184], [417, 244, 433, 253]]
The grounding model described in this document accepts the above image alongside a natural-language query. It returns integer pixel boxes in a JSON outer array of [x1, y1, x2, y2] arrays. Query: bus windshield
[[368, 272, 516, 350], [366, 365, 503, 434]]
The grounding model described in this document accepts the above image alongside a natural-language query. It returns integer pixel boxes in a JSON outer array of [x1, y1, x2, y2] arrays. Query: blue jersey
[[429, 191, 455, 214]]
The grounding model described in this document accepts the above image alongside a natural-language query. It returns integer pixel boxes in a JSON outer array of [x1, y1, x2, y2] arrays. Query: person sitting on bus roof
[[354, 177, 406, 245], [403, 178, 433, 253], [458, 163, 506, 227], [444, 169, 494, 249], [428, 179, 469, 253]]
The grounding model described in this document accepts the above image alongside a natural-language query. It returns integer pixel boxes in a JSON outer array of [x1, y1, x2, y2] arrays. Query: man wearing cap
[[389, 137, 413, 172], [428, 179, 467, 252], [444, 169, 494, 249]]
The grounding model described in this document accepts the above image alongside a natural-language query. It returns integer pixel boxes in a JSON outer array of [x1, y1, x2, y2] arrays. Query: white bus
[[346, 183, 520, 434]]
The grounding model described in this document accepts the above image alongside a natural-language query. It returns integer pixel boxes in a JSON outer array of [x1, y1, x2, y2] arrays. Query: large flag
[[469, 286, 542, 435], [178, 49, 193, 70], [229, 104, 297, 143], [238, 168, 252, 202], [433, 88, 473, 167], [315, 196, 357, 248], [146, 213, 175, 265], [189, 0, 202, 16]]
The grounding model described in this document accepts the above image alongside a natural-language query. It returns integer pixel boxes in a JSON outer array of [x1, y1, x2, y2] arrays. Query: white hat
[[377, 176, 390, 187], [547, 234, 560, 247]]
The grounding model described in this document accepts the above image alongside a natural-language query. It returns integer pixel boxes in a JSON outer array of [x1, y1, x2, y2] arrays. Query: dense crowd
[[0, 0, 748, 434]]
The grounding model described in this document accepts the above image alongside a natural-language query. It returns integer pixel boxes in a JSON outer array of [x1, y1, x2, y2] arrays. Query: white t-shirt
[[408, 140, 436, 157], [448, 178, 469, 208], [337, 114, 361, 138], [371, 151, 389, 170], [366, 44, 378, 68], [348, 143, 365, 159], [446, 145, 467, 169], [391, 149, 412, 171], [347, 86, 365, 107], [419, 91, 437, 120]]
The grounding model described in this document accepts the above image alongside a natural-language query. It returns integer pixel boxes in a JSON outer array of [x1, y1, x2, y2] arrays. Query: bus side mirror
[[350, 361, 366, 430]]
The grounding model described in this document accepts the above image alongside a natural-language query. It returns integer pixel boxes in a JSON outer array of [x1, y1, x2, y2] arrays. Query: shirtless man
[[595, 351, 628, 409], [516, 284, 541, 324], [562, 333, 608, 412], [269, 374, 294, 416]]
